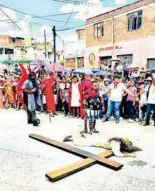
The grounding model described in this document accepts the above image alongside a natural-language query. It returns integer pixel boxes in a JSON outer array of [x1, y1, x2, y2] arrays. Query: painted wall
[[84, 36, 155, 69]]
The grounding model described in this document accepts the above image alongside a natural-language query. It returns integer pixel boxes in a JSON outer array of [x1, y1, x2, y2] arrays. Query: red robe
[[68, 83, 83, 118], [0, 80, 4, 108], [40, 77, 55, 112], [16, 63, 28, 104]]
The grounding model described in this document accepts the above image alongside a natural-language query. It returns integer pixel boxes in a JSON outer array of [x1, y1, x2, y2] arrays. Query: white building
[[64, 40, 85, 68]]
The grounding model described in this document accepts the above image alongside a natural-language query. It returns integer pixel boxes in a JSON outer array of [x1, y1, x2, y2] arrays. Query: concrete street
[[0, 109, 155, 191]]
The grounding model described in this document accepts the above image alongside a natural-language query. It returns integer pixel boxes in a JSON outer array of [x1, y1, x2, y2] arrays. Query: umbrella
[[42, 60, 50, 66], [74, 68, 93, 75], [46, 63, 65, 73], [45, 63, 53, 73], [30, 60, 41, 70], [53, 64, 65, 72], [127, 63, 140, 69], [95, 71, 105, 76], [95, 71, 112, 76], [151, 68, 155, 72], [92, 68, 99, 73], [30, 60, 50, 70], [65, 68, 72, 75]]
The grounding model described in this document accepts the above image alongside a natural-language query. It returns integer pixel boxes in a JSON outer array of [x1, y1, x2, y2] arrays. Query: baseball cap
[[146, 77, 152, 81]]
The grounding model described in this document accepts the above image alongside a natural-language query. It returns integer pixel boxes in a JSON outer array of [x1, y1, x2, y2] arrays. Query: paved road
[[0, 109, 155, 191]]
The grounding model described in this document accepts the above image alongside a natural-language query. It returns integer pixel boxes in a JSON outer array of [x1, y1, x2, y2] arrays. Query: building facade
[[85, 0, 155, 69], [76, 29, 86, 41], [0, 35, 59, 62], [64, 40, 85, 69]]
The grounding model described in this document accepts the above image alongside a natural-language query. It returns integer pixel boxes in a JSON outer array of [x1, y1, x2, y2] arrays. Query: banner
[[30, 60, 49, 70], [24, 37, 32, 47]]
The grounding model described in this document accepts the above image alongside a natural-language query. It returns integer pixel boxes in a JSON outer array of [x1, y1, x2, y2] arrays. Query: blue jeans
[[127, 101, 134, 119], [146, 104, 155, 121], [106, 100, 121, 120]]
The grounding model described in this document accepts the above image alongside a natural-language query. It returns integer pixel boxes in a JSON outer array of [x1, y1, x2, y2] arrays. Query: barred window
[[94, 22, 104, 38], [0, 48, 3, 55], [128, 10, 143, 31]]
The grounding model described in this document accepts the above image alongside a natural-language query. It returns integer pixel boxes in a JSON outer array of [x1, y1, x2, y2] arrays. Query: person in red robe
[[52, 73, 59, 114], [0, 75, 5, 109], [40, 75, 55, 117], [16, 63, 28, 110], [81, 74, 93, 134]]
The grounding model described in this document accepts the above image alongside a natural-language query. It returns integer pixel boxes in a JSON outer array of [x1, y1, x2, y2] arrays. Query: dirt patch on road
[[128, 160, 147, 167]]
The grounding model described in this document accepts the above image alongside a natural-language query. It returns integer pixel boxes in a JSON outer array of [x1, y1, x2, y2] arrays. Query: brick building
[[76, 29, 86, 41], [85, 0, 155, 70]]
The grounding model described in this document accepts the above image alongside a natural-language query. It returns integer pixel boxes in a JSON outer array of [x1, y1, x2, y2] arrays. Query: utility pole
[[63, 40, 65, 67], [44, 30, 47, 59], [52, 26, 56, 63], [13, 24, 16, 61]]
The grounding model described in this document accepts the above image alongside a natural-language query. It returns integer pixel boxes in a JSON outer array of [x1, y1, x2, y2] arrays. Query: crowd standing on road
[[0, 63, 155, 132]]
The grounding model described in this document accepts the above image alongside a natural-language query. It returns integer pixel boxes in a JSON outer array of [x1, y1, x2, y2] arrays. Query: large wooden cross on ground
[[29, 134, 123, 182]]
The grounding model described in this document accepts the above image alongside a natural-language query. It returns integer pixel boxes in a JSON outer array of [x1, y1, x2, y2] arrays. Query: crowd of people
[[0, 63, 155, 132]]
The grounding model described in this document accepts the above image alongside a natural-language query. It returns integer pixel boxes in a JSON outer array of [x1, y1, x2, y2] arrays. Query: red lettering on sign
[[99, 46, 120, 52]]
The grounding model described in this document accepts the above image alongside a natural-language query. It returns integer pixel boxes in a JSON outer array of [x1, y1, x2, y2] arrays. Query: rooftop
[[86, 0, 155, 24]]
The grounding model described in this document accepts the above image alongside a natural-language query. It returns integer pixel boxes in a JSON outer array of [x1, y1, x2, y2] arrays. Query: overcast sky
[[0, 0, 137, 49]]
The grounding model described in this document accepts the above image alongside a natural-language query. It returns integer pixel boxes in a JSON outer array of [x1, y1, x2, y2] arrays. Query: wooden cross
[[29, 134, 123, 182]]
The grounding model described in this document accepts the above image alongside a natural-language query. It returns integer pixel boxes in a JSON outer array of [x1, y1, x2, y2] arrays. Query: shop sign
[[99, 46, 121, 52]]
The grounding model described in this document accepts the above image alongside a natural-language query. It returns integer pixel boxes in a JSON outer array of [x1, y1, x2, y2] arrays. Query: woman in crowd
[[127, 80, 137, 122], [69, 75, 82, 118], [60, 77, 70, 117], [4, 77, 15, 108], [102, 75, 135, 124], [0, 74, 4, 109]]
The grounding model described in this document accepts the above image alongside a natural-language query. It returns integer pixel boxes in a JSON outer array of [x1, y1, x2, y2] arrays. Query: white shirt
[[108, 83, 126, 102], [59, 83, 70, 90], [145, 85, 155, 104], [71, 83, 80, 107], [140, 91, 147, 105]]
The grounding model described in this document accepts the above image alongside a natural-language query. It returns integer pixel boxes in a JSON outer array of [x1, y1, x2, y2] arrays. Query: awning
[[0, 60, 32, 64]]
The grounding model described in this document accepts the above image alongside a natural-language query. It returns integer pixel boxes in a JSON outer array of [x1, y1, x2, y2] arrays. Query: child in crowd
[[61, 83, 69, 117], [127, 80, 137, 123]]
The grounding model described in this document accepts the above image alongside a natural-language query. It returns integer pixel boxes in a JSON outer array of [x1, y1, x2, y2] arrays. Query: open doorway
[[117, 54, 133, 78], [99, 56, 112, 69]]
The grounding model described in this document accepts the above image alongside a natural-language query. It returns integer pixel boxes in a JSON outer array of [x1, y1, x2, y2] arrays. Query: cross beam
[[46, 150, 113, 182], [29, 134, 123, 181]]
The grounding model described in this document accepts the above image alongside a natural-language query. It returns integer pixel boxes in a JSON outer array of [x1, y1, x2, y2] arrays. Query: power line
[[51, 0, 83, 4], [56, 32, 63, 41], [0, 15, 85, 31], [0, 7, 21, 30], [62, 4, 76, 29], [57, 24, 85, 31], [32, 11, 79, 18], [0, 17, 51, 28], [50, 0, 104, 7], [0, 4, 76, 23]]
